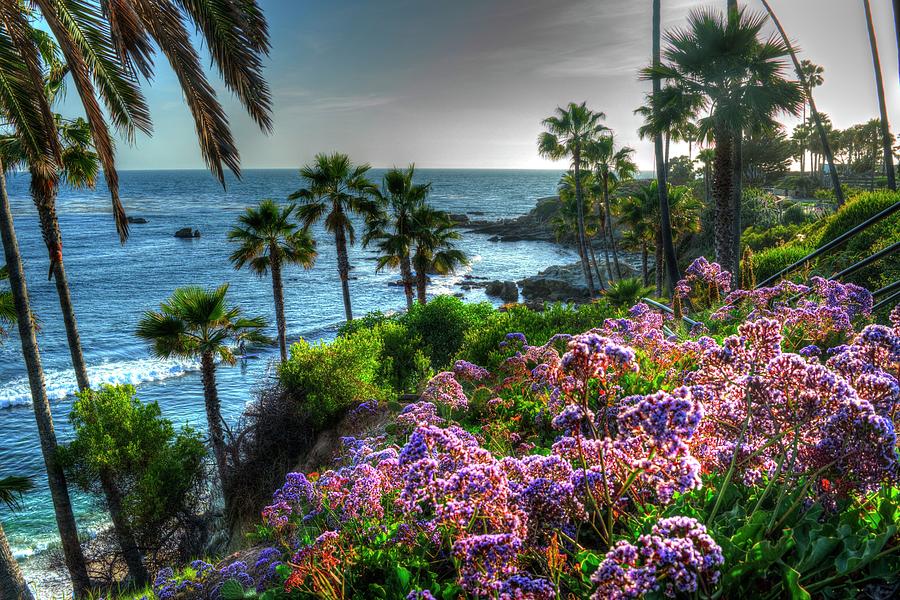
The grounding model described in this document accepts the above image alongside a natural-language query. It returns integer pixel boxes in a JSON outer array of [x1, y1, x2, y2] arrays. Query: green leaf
[[219, 579, 247, 600], [394, 565, 412, 590], [782, 565, 811, 600]]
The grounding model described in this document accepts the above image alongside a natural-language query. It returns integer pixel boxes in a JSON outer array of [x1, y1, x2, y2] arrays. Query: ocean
[[0, 168, 579, 561]]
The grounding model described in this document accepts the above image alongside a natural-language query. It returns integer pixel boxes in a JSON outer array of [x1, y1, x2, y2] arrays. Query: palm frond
[[0, 475, 32, 511]]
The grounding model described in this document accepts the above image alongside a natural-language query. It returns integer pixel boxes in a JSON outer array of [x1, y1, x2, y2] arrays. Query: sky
[[86, 0, 900, 171]]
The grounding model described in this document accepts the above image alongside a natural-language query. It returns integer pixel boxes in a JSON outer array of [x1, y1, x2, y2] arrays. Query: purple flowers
[[421, 371, 469, 410], [590, 516, 723, 600]]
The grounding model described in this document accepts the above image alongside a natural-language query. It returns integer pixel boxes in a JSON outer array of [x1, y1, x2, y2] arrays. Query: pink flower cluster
[[675, 257, 732, 309], [421, 371, 469, 410]]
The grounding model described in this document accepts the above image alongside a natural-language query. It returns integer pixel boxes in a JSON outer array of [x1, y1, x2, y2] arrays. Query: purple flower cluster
[[421, 371, 469, 410], [590, 516, 723, 600], [453, 359, 491, 381], [675, 257, 732, 309], [397, 400, 445, 433]]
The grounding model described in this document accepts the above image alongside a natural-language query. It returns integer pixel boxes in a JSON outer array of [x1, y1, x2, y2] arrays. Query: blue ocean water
[[0, 168, 578, 559]]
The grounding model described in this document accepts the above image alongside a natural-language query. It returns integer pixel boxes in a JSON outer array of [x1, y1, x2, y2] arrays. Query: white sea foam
[[429, 254, 482, 297], [0, 357, 199, 408]]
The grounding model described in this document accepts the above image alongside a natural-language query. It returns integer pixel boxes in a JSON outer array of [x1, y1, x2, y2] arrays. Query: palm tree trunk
[[655, 231, 664, 296], [641, 243, 649, 287], [400, 255, 414, 310], [894, 0, 900, 86], [32, 177, 90, 391], [269, 251, 288, 362], [601, 233, 613, 284], [731, 133, 743, 284], [0, 521, 33, 600], [0, 167, 91, 597], [588, 241, 606, 292], [99, 469, 148, 586], [713, 124, 736, 275], [864, 0, 897, 191], [415, 268, 427, 304], [653, 0, 682, 296], [572, 148, 596, 298], [603, 175, 623, 279], [200, 351, 229, 510], [334, 224, 353, 321], [760, 0, 846, 205]]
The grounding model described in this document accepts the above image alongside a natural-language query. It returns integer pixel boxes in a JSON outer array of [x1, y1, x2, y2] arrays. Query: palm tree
[[557, 171, 608, 288], [1, 112, 99, 392], [538, 102, 608, 298], [136, 286, 267, 512], [0, 474, 34, 600], [289, 153, 379, 321], [585, 135, 637, 281], [410, 206, 468, 304], [863, 0, 897, 191], [616, 195, 654, 287], [0, 3, 273, 593], [620, 182, 701, 294], [759, 0, 846, 205], [650, 0, 685, 296], [364, 166, 431, 310], [228, 200, 316, 362], [645, 6, 803, 281]]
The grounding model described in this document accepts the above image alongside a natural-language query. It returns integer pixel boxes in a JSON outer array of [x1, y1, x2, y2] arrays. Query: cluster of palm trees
[[0, 0, 274, 595]]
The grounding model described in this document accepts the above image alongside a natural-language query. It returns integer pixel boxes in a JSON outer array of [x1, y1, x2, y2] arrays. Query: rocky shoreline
[[450, 196, 649, 305]]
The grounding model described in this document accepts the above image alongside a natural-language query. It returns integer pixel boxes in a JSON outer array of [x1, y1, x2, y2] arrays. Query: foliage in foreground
[[59, 385, 208, 576], [749, 190, 900, 289], [150, 259, 900, 599]]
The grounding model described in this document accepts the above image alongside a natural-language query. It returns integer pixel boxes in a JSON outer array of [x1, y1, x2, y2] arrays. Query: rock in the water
[[127, 216, 148, 224], [518, 263, 591, 303], [175, 227, 201, 238], [485, 280, 519, 303]]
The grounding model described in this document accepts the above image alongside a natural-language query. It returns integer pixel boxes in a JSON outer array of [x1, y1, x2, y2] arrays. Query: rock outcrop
[[175, 227, 201, 239], [459, 196, 564, 243], [485, 280, 519, 303], [518, 263, 590, 303], [127, 216, 148, 224]]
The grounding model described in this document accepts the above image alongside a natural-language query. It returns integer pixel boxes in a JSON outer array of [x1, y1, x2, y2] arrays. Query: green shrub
[[742, 224, 803, 252], [780, 203, 811, 226], [373, 320, 432, 393], [817, 190, 898, 247], [459, 301, 617, 370], [59, 385, 206, 556], [280, 328, 386, 427], [604, 278, 654, 309], [401, 296, 493, 369], [750, 243, 814, 283]]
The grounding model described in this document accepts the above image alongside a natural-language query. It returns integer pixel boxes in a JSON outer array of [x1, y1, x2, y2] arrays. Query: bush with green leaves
[[400, 295, 494, 369], [457, 300, 617, 370], [59, 385, 206, 562], [279, 328, 387, 427]]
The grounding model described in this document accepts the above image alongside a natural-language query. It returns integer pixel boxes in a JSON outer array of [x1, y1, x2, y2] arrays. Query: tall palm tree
[[863, 0, 897, 191], [1, 112, 99, 392], [228, 200, 316, 362], [645, 6, 802, 280], [759, 0, 846, 205], [410, 205, 468, 304], [538, 102, 608, 298], [557, 171, 608, 288], [289, 153, 379, 321], [136, 286, 267, 513], [0, 474, 34, 600], [585, 134, 637, 281], [651, 0, 684, 296], [0, 3, 273, 593], [364, 166, 430, 310]]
